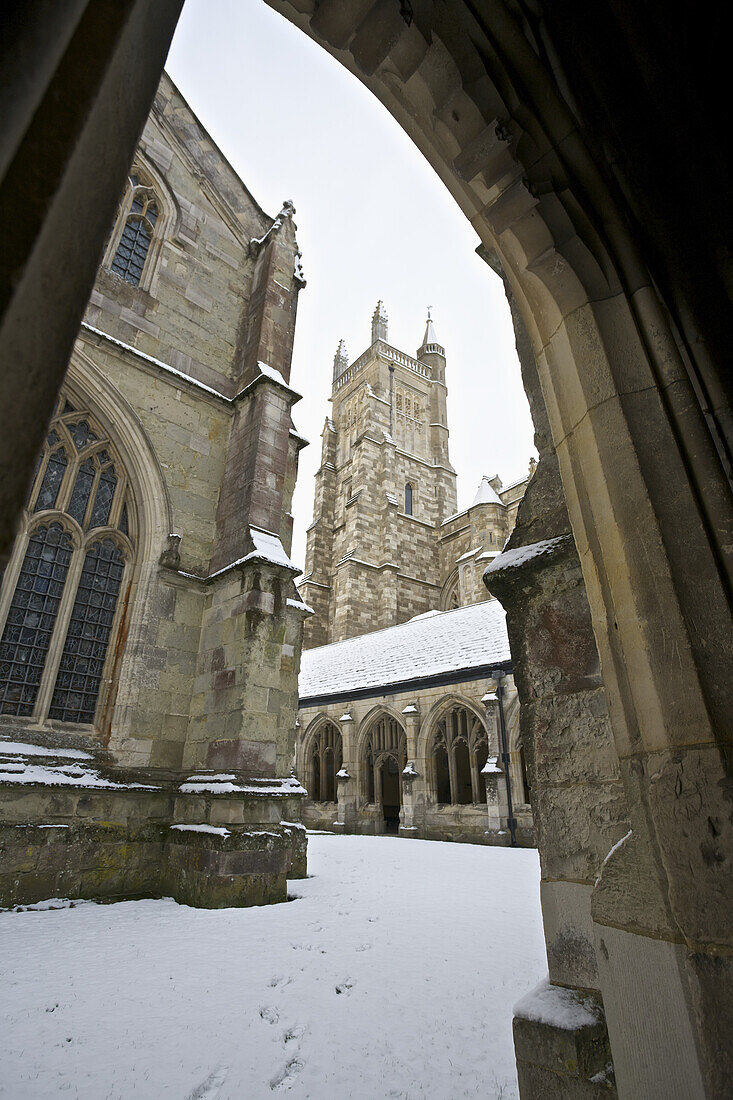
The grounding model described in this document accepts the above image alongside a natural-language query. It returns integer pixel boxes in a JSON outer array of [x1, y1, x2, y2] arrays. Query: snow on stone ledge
[[513, 977, 602, 1031], [0, 760, 156, 791], [484, 535, 572, 579], [0, 740, 92, 760], [170, 823, 231, 838], [287, 597, 314, 615], [179, 775, 307, 797]]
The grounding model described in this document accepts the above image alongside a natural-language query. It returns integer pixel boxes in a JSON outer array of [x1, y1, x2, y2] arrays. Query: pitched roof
[[299, 599, 511, 704]]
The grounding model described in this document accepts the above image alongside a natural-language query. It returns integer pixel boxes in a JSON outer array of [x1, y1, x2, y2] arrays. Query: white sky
[[166, 0, 535, 569]]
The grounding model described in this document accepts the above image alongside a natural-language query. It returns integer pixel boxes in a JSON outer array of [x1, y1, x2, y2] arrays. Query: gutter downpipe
[[492, 668, 517, 847]]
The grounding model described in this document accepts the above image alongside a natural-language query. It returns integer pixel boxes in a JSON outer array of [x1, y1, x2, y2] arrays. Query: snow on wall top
[[299, 599, 510, 702]]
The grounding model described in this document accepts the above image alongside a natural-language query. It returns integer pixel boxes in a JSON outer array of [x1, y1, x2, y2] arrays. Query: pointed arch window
[[429, 705, 489, 805], [307, 722, 343, 803], [404, 482, 413, 516], [0, 394, 135, 728], [108, 171, 161, 287]]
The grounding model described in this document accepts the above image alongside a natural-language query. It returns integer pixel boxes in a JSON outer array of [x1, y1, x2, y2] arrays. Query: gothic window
[[0, 393, 135, 727], [109, 171, 160, 286], [405, 483, 413, 515], [430, 705, 489, 805], [307, 722, 343, 802]]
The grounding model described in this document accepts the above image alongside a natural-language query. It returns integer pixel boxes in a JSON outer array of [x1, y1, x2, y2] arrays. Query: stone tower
[[300, 303, 458, 646]]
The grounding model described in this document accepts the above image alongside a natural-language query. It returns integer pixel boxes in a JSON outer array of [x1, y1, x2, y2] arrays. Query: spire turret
[[371, 300, 388, 344], [333, 339, 349, 381], [417, 307, 445, 358]]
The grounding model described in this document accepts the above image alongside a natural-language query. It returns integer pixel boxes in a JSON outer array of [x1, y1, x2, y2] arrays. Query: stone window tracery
[[429, 705, 488, 805], [308, 721, 343, 802], [0, 394, 135, 726]]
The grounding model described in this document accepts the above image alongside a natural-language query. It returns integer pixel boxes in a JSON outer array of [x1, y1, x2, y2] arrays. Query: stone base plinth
[[513, 978, 616, 1099], [0, 743, 307, 908]]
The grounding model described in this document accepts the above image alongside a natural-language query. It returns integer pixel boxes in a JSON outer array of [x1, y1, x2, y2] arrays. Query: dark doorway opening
[[380, 756, 401, 834]]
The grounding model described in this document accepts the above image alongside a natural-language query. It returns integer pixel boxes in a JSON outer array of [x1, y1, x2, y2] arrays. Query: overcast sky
[[166, 0, 535, 569]]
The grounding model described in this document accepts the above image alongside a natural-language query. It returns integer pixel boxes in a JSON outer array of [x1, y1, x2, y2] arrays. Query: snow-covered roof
[[299, 600, 511, 704]]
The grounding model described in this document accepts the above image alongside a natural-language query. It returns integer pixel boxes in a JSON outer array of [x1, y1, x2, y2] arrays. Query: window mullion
[[0, 524, 30, 656], [83, 467, 102, 530]]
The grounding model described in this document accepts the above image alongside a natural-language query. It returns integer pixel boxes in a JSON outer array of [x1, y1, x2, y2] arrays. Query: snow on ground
[[0, 834, 546, 1100]]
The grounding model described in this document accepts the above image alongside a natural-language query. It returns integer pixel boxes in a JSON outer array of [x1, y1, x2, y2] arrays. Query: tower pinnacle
[[333, 339, 349, 380], [417, 307, 445, 358], [371, 300, 388, 344]]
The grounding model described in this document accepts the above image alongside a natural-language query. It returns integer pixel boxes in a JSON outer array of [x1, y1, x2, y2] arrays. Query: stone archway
[[360, 711, 407, 834], [2, 5, 731, 1096]]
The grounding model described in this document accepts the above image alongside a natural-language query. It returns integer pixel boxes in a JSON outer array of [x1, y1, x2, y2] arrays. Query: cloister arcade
[[297, 682, 532, 844]]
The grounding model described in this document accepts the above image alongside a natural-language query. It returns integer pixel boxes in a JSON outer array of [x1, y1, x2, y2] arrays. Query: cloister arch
[[301, 715, 343, 803], [2, 5, 731, 1096], [359, 708, 407, 832], [420, 696, 490, 807]]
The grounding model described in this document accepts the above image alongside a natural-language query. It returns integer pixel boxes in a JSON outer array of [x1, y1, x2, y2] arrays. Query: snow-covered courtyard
[[0, 834, 546, 1099]]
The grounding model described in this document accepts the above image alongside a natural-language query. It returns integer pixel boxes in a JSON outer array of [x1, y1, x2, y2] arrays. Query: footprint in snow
[[185, 1066, 229, 1100], [270, 1058, 304, 1091], [335, 979, 355, 995], [260, 1006, 279, 1025], [268, 975, 293, 988], [282, 1024, 305, 1045]]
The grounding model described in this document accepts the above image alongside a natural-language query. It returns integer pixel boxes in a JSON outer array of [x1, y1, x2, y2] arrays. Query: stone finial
[[159, 533, 181, 570], [371, 300, 388, 344], [333, 339, 349, 380]]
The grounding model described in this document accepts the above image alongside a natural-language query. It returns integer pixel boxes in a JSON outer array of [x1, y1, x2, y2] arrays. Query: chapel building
[[0, 74, 311, 909], [299, 302, 532, 647]]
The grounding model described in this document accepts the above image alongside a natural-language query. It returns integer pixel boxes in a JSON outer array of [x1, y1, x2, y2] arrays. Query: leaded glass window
[[90, 463, 117, 528], [49, 540, 125, 723], [67, 458, 96, 525], [110, 175, 159, 287], [0, 393, 135, 726], [34, 448, 68, 512], [0, 524, 73, 716]]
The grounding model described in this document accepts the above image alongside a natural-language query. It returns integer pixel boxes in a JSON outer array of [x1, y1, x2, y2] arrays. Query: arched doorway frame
[[270, 3, 729, 773]]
